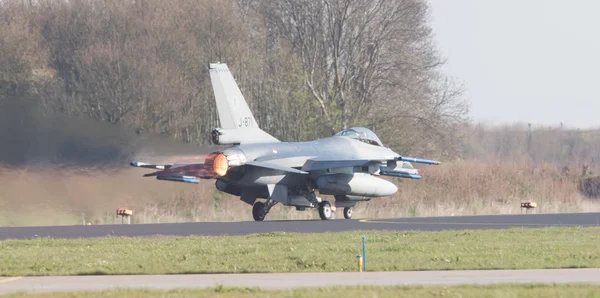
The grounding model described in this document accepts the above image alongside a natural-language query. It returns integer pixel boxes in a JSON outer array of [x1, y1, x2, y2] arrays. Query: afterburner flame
[[145, 151, 230, 179], [212, 153, 228, 176], [200, 151, 229, 177]]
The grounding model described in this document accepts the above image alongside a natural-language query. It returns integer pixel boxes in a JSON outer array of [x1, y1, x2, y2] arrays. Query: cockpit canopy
[[335, 127, 383, 146]]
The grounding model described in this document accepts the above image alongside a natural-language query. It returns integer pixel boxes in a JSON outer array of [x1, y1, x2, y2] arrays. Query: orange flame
[[145, 151, 229, 179], [203, 152, 229, 177], [213, 153, 228, 176]]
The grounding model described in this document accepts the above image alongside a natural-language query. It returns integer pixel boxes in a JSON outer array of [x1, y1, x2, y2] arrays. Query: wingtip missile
[[130, 161, 167, 170], [157, 175, 200, 184], [380, 171, 422, 179], [398, 156, 441, 165], [130, 161, 144, 167]]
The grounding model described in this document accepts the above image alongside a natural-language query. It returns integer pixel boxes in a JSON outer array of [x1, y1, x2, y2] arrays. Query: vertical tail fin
[[209, 62, 259, 129], [208, 62, 279, 144]]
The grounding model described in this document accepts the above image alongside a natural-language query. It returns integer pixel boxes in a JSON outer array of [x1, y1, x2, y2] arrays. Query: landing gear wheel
[[318, 201, 333, 220], [252, 201, 266, 221], [343, 207, 353, 219]]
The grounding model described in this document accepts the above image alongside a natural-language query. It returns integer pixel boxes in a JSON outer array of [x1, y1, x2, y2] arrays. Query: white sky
[[428, 0, 600, 128]]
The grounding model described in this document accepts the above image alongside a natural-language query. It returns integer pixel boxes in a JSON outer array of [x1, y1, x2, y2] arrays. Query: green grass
[[2, 227, 600, 276], [6, 285, 600, 298]]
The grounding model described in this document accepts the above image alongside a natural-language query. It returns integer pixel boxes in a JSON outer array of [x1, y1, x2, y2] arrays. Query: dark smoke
[[0, 97, 216, 169]]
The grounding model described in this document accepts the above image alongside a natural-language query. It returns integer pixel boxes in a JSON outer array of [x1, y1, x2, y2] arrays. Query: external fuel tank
[[315, 173, 398, 197]]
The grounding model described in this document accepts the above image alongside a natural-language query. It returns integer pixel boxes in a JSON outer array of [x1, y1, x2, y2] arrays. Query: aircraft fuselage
[[215, 135, 402, 206]]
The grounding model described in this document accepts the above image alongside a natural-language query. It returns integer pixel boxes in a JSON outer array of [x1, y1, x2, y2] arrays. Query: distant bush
[[579, 176, 600, 198]]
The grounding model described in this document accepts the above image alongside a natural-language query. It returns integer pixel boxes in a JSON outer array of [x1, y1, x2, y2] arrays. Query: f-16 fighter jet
[[131, 63, 440, 221]]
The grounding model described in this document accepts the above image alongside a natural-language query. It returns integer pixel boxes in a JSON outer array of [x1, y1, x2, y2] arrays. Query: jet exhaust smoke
[[0, 96, 216, 169]]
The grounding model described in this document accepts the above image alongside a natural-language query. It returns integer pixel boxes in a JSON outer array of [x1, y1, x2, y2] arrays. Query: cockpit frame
[[334, 127, 383, 146]]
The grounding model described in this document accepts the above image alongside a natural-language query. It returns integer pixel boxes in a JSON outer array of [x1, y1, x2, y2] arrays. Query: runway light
[[520, 202, 537, 214], [520, 202, 537, 209], [116, 209, 133, 216], [356, 254, 363, 272], [116, 209, 133, 224]]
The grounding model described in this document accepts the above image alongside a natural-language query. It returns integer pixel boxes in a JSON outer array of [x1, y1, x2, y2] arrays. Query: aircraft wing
[[131, 154, 439, 183], [301, 158, 371, 172], [246, 161, 309, 175], [301, 155, 440, 171], [300, 155, 440, 179]]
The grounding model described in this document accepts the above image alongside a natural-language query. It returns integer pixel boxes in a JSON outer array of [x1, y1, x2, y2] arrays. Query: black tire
[[318, 201, 333, 220], [252, 201, 266, 221], [343, 207, 352, 219]]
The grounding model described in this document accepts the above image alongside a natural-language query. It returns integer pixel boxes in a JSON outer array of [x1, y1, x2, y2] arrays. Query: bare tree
[[262, 0, 469, 155], [0, 0, 470, 158]]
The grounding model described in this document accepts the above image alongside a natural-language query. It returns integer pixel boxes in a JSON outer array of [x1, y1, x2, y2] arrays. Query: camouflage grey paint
[[215, 135, 403, 199], [131, 62, 440, 220], [208, 63, 280, 144]]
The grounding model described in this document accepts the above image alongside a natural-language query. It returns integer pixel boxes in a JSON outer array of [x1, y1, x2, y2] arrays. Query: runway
[[2, 269, 600, 294], [1, 212, 600, 240]]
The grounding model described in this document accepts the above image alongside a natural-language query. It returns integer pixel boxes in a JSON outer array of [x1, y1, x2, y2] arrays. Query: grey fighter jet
[[130, 63, 440, 221]]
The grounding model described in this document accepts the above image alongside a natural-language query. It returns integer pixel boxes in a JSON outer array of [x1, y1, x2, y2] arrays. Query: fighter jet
[[130, 62, 440, 221]]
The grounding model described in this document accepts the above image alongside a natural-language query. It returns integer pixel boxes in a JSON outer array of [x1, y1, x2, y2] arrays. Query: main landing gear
[[317, 202, 352, 220], [318, 201, 333, 220], [343, 207, 353, 219], [250, 190, 355, 221], [252, 199, 278, 221]]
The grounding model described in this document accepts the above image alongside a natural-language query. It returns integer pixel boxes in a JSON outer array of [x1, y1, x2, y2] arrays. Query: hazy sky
[[428, 0, 600, 128]]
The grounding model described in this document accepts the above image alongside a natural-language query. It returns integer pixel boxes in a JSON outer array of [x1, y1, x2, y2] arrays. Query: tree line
[[0, 0, 468, 158], [462, 123, 600, 173]]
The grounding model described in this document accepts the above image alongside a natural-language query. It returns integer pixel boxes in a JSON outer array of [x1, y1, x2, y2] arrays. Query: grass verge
[[2, 227, 600, 276], [6, 284, 600, 298]]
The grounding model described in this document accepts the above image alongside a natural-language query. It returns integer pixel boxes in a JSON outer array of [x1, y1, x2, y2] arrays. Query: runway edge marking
[[359, 218, 598, 227], [0, 277, 23, 284]]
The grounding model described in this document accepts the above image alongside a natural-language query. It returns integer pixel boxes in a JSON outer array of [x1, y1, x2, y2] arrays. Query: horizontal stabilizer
[[380, 171, 422, 179], [246, 161, 308, 174], [156, 175, 200, 184], [301, 158, 370, 171], [397, 156, 441, 165]]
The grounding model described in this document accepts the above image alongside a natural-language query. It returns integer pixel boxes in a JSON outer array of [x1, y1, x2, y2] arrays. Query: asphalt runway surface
[[2, 269, 600, 294], [2, 212, 600, 240]]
